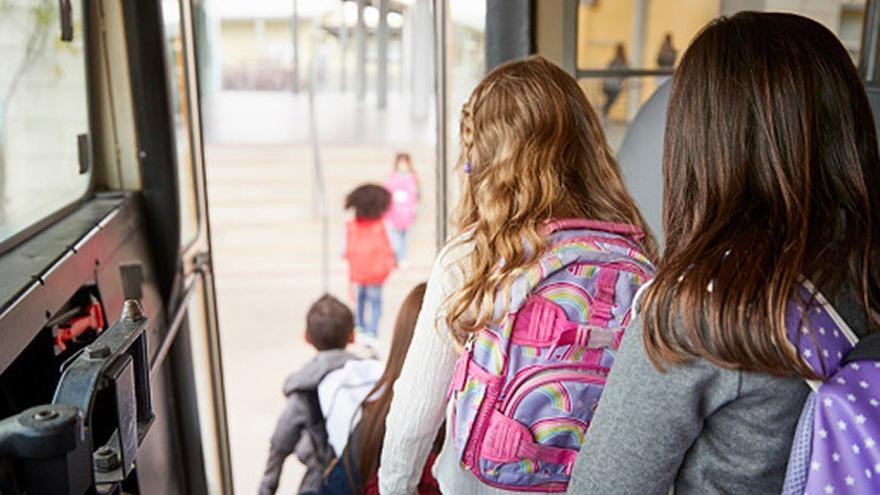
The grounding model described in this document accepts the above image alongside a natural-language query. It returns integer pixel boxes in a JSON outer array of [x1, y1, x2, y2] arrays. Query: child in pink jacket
[[384, 153, 419, 262]]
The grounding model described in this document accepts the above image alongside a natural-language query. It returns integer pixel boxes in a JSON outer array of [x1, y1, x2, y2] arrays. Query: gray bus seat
[[617, 80, 670, 247], [618, 80, 880, 250]]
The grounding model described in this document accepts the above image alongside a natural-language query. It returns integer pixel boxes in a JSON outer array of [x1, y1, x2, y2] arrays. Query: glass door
[[159, 0, 232, 492]]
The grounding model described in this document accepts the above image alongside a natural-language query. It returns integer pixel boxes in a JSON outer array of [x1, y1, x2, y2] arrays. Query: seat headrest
[[617, 80, 880, 250], [617, 80, 670, 247]]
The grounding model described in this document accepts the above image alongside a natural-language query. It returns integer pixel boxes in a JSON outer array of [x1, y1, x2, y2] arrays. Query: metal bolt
[[121, 299, 144, 321], [87, 344, 111, 359], [33, 409, 59, 422], [93, 446, 120, 472]]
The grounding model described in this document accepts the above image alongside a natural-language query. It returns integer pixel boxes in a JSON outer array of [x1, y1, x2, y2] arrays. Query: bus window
[[438, 0, 486, 244], [575, 0, 867, 150], [0, 0, 91, 246], [161, 0, 200, 249]]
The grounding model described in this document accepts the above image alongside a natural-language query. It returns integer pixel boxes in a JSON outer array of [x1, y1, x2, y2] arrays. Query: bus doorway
[[191, 1, 439, 492]]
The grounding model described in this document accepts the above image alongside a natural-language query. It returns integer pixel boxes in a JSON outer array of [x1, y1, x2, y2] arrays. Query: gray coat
[[568, 290, 869, 494], [259, 349, 358, 495]]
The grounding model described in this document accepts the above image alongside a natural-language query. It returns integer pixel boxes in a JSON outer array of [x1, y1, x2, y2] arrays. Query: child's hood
[[282, 348, 358, 396]]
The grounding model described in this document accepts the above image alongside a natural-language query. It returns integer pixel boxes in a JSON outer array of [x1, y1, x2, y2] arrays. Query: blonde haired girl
[[378, 56, 655, 494]]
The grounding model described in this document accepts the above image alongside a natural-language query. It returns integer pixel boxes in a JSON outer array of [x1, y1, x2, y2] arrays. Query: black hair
[[345, 184, 391, 220]]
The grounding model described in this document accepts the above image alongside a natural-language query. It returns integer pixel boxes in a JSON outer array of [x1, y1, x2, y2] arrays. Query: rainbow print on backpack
[[448, 219, 654, 491]]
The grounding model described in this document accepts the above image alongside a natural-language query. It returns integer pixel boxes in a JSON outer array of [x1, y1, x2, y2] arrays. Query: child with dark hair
[[312, 283, 442, 495], [343, 184, 396, 337], [259, 294, 381, 495]]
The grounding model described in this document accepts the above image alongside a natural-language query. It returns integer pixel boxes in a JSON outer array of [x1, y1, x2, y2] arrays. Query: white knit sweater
[[378, 241, 540, 495]]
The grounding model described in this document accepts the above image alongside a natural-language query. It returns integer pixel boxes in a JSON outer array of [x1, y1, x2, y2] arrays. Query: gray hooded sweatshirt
[[259, 349, 358, 495]]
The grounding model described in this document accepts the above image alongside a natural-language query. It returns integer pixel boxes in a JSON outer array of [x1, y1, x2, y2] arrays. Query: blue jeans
[[389, 227, 408, 262], [356, 284, 383, 336]]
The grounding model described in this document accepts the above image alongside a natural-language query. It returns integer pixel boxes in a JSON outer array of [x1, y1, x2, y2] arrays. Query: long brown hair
[[347, 283, 427, 491], [446, 56, 656, 338], [643, 12, 880, 377]]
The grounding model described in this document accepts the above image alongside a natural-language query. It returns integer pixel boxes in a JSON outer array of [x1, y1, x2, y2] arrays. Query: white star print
[[846, 476, 855, 486], [838, 420, 848, 431], [819, 428, 829, 438], [857, 414, 867, 425], [837, 377, 847, 385], [847, 393, 857, 402], [801, 326, 809, 335], [824, 398, 833, 407], [819, 327, 826, 335], [812, 461, 821, 471], [833, 452, 842, 462], [860, 380, 870, 389], [866, 438, 876, 449], [875, 463, 880, 473], [804, 349, 813, 358], [866, 468, 873, 479], [823, 349, 830, 358], [875, 362, 880, 368], [824, 484, 834, 494], [853, 444, 861, 454], [834, 329, 840, 337], [852, 363, 861, 370], [838, 351, 843, 358], [871, 398, 879, 407]]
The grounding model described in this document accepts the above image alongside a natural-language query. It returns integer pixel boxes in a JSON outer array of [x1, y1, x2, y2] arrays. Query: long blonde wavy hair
[[445, 56, 656, 341]]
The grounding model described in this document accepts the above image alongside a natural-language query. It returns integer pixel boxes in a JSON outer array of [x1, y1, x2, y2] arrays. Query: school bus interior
[[0, 1, 877, 493]]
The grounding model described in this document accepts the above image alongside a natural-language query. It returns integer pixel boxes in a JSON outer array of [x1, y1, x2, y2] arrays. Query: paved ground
[[203, 90, 436, 494]]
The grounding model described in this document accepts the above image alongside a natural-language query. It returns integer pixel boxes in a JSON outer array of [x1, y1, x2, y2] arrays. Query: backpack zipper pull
[[448, 333, 476, 398], [464, 332, 476, 352]]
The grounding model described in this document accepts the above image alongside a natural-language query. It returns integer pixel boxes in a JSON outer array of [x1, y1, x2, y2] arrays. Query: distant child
[[259, 295, 381, 495], [344, 184, 396, 337], [384, 153, 419, 262]]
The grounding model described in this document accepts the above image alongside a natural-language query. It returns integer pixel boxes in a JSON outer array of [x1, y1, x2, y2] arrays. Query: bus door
[[0, 1, 232, 493]]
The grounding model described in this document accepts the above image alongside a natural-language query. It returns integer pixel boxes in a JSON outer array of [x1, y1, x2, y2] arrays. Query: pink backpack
[[448, 219, 654, 491]]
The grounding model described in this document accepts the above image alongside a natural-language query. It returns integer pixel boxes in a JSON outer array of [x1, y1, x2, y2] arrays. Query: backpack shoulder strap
[[787, 281, 860, 390], [842, 331, 880, 364], [298, 389, 335, 464]]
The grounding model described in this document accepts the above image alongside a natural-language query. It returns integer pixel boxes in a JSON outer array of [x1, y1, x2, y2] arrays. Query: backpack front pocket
[[502, 367, 606, 451], [470, 367, 607, 490]]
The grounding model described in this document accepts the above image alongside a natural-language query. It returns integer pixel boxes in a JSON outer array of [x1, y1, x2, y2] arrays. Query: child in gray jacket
[[259, 295, 360, 495]]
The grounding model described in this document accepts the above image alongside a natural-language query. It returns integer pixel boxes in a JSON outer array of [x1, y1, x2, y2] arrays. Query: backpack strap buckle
[[588, 268, 619, 328], [482, 410, 579, 466]]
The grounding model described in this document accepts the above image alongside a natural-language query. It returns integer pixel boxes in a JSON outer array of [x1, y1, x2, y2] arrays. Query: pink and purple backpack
[[783, 283, 880, 495], [448, 219, 654, 492]]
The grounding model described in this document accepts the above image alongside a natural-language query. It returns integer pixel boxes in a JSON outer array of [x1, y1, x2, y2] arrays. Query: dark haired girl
[[344, 184, 396, 337], [569, 12, 880, 494]]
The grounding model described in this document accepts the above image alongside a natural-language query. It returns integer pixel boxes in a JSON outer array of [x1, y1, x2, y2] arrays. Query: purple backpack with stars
[[782, 283, 880, 495], [447, 219, 654, 491]]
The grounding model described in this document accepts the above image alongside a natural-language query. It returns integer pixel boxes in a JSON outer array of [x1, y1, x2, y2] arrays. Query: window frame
[[159, 0, 205, 253]]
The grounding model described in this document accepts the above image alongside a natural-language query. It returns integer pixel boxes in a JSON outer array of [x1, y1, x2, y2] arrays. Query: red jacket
[[345, 219, 396, 284]]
